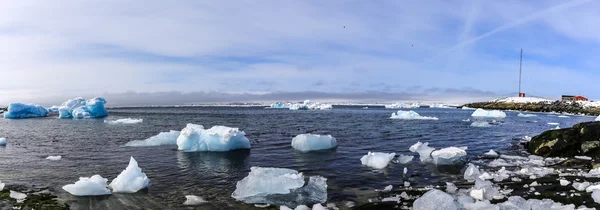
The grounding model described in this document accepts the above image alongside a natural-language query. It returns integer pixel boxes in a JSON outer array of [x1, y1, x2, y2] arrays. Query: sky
[[1, 0, 600, 106]]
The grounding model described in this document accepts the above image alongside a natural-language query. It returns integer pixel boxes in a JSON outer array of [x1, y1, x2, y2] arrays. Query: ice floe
[[62, 175, 112, 196], [547, 122, 560, 125], [593, 190, 600, 204], [482, 150, 499, 158], [471, 109, 506, 118], [125, 130, 181, 147], [396, 155, 414, 164], [177, 124, 251, 152], [596, 116, 600, 121], [3, 103, 49, 119], [360, 152, 396, 169], [390, 110, 438, 120], [46, 156, 62, 160], [558, 115, 570, 118], [517, 112, 537, 117], [470, 121, 491, 127], [105, 118, 143, 124], [412, 189, 458, 210], [409, 142, 435, 163], [109, 157, 150, 193], [183, 195, 208, 205], [231, 167, 327, 206], [431, 147, 467, 165], [575, 156, 592, 161], [58, 97, 108, 119], [291, 134, 337, 152]]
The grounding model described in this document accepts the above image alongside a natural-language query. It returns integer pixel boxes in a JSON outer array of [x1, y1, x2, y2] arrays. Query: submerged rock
[[527, 121, 600, 158]]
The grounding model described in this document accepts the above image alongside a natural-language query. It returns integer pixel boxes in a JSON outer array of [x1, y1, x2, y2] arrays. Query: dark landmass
[[462, 101, 600, 116], [527, 121, 600, 162], [0, 185, 68, 210]]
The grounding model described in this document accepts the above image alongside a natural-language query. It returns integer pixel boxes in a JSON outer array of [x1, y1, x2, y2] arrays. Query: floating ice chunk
[[62, 175, 112, 196], [431, 147, 467, 165], [560, 179, 570, 186], [3, 103, 49, 119], [412, 189, 458, 210], [125, 130, 181, 147], [183, 195, 207, 205], [518, 113, 536, 117], [575, 156, 592, 161], [409, 142, 435, 163], [547, 122, 560, 125], [291, 134, 337, 152], [109, 157, 150, 193], [404, 181, 410, 187], [463, 200, 497, 209], [397, 155, 414, 164], [57, 97, 108, 119], [530, 181, 539, 187], [483, 150, 498, 158], [593, 190, 600, 204], [311, 204, 327, 210], [280, 206, 293, 210], [586, 184, 600, 192], [479, 172, 493, 180], [72, 106, 91, 119], [360, 152, 396, 169], [558, 115, 570, 118], [470, 121, 491, 127], [381, 195, 401, 203], [85, 97, 108, 118], [573, 182, 591, 191], [46, 156, 62, 160], [552, 126, 561, 130], [446, 182, 457, 194], [462, 119, 471, 122], [523, 136, 532, 142], [462, 106, 476, 110], [177, 124, 251, 152], [105, 118, 143, 125], [382, 185, 392, 192], [0, 138, 6, 146], [390, 110, 438, 120], [596, 116, 600, 121], [470, 189, 484, 200], [471, 109, 506, 118], [0, 180, 4, 191], [232, 167, 327, 206], [10, 191, 27, 202], [464, 163, 481, 182]]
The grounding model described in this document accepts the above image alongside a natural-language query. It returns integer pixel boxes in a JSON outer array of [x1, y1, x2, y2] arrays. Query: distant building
[[519, 93, 526, 97], [562, 95, 589, 101]]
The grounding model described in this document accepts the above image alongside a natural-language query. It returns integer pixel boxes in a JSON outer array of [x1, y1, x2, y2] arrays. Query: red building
[[562, 95, 588, 101]]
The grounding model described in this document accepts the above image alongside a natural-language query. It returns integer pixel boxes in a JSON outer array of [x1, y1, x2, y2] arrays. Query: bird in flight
[[343, 26, 346, 28]]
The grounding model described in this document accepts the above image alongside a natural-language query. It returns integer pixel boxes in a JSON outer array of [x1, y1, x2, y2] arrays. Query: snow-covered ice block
[[483, 150, 498, 158], [46, 156, 62, 160], [409, 142, 435, 163], [183, 195, 207, 205], [517, 113, 536, 117], [4, 103, 49, 119], [0, 138, 6, 146], [470, 121, 491, 127], [62, 175, 112, 196], [231, 167, 327, 206], [105, 118, 143, 125], [125, 130, 181, 147], [412, 189, 458, 210], [291, 134, 337, 152], [446, 182, 457, 194], [464, 163, 481, 182], [177, 124, 251, 152], [109, 157, 150, 193], [471, 109, 506, 118], [360, 152, 396, 169], [397, 155, 414, 164], [560, 179, 570, 186], [431, 147, 467, 165], [390, 110, 438, 120]]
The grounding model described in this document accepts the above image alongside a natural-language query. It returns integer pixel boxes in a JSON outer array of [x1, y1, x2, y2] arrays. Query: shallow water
[[0, 107, 594, 209]]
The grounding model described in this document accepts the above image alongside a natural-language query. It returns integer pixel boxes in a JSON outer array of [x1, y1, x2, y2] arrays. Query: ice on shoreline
[[291, 134, 337, 152], [390, 110, 438, 120], [62, 175, 112, 196], [109, 157, 150, 193], [4, 103, 49, 119], [517, 112, 537, 117], [471, 109, 506, 118], [409, 142, 435, 163], [177, 124, 251, 152], [125, 130, 181, 147], [183, 195, 208, 205], [105, 118, 143, 124]]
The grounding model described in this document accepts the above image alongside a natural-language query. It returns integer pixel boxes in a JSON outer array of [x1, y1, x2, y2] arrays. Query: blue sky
[[1, 0, 599, 105]]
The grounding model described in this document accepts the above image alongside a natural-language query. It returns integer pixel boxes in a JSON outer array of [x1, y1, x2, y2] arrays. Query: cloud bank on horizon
[[1, 0, 599, 106]]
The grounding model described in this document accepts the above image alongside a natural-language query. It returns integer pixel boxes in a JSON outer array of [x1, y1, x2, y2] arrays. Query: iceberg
[[517, 113, 536, 117], [360, 152, 396, 169], [431, 147, 467, 165], [471, 109, 506, 118], [470, 121, 491, 127], [412, 189, 458, 210], [109, 157, 150, 193], [125, 130, 181, 147], [62, 175, 112, 196], [462, 106, 476, 110], [0, 138, 6, 146], [289, 100, 332, 110], [270, 102, 289, 109], [57, 97, 108, 119], [3, 103, 49, 119], [183, 195, 208, 205], [291, 134, 337, 152], [409, 142, 435, 163], [390, 110, 438, 120], [385, 103, 419, 109], [231, 167, 327, 206], [105, 118, 143, 125], [46, 155, 62, 160], [10, 191, 27, 202], [464, 163, 481, 182], [176, 124, 251, 152]]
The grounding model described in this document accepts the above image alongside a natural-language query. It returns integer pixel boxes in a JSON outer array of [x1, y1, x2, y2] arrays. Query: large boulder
[[527, 121, 600, 157]]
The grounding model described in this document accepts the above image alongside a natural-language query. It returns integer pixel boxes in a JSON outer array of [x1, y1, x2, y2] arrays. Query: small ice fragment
[[382, 185, 392, 192], [381, 195, 401, 202], [518, 113, 536, 117], [592, 190, 600, 204], [280, 206, 293, 210], [409, 142, 435, 163], [470, 189, 484, 200], [412, 189, 458, 210], [464, 163, 481, 181], [255, 204, 270, 208], [403, 167, 407, 175], [46, 156, 62, 160], [291, 134, 337, 152], [0, 138, 6, 146], [573, 182, 591, 191], [558, 115, 569, 118], [104, 118, 143, 125], [10, 191, 27, 202], [397, 155, 414, 164], [294, 205, 310, 210], [183, 195, 207, 205], [62, 175, 112, 196], [575, 156, 592, 161], [109, 157, 150, 193], [534, 192, 540, 195], [360, 152, 396, 169], [560, 179, 570, 186], [446, 182, 457, 194], [470, 121, 491, 127], [404, 182, 410, 187], [547, 122, 560, 125], [483, 150, 498, 158], [431, 147, 468, 165], [479, 172, 493, 180], [125, 130, 181, 147], [390, 110, 438, 120], [0, 180, 4, 191], [530, 181, 539, 187], [586, 184, 600, 192], [311, 204, 327, 210]]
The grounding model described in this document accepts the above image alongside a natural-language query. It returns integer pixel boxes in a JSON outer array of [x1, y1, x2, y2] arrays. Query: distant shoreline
[[462, 101, 600, 116]]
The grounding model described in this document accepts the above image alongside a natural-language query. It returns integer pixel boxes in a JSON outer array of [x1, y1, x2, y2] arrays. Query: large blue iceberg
[[4, 103, 49, 119], [58, 97, 108, 119]]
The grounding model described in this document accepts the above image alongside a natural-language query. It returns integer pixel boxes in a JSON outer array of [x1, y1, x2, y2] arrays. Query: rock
[[527, 121, 600, 158]]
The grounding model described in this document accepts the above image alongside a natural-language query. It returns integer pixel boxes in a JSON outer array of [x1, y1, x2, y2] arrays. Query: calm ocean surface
[[0, 106, 594, 209]]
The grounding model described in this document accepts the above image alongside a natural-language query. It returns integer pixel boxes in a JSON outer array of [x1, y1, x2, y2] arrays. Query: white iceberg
[[3, 103, 49, 119], [360, 152, 396, 169], [231, 167, 327, 206], [62, 175, 112, 196], [390, 110, 438, 120], [412, 189, 458, 210], [431, 147, 467, 165], [397, 155, 414, 164], [270, 102, 289, 109], [291, 134, 337, 152], [517, 113, 536, 117], [10, 191, 27, 202], [470, 121, 491, 127], [409, 142, 435, 163], [57, 97, 108, 119], [0, 138, 6, 146], [105, 118, 143, 125], [183, 195, 208, 205], [177, 124, 251, 152], [46, 156, 62, 160], [109, 157, 150, 193], [125, 130, 181, 147], [471, 109, 506, 118], [289, 100, 331, 110]]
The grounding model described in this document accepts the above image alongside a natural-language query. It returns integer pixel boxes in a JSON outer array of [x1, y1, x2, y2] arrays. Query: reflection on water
[[177, 149, 251, 173]]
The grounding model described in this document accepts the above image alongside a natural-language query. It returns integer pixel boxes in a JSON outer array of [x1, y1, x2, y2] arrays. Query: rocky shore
[[462, 101, 600, 116]]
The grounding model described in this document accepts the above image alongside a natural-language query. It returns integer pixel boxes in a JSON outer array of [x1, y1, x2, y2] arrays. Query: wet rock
[[527, 121, 600, 158]]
